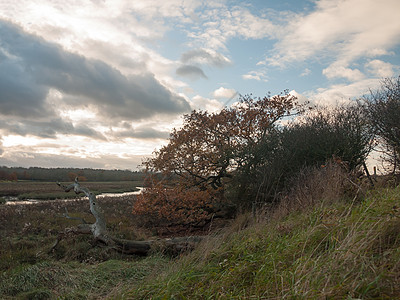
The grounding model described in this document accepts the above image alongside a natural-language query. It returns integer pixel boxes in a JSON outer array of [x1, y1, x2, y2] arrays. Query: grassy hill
[[1, 181, 400, 298], [125, 186, 400, 299]]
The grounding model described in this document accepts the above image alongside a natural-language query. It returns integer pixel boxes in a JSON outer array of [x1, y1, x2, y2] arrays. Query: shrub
[[132, 178, 225, 227], [232, 104, 372, 206], [363, 76, 400, 173]]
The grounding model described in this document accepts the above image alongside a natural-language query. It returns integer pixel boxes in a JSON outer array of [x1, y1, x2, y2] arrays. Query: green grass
[[0, 256, 169, 299], [127, 186, 400, 299], [2, 177, 400, 299]]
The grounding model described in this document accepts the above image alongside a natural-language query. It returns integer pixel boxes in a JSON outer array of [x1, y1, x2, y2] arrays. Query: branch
[[56, 179, 203, 255], [60, 207, 88, 224]]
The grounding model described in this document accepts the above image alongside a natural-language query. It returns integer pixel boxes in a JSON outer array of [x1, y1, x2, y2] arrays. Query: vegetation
[[135, 91, 372, 226], [128, 170, 400, 299], [1, 164, 400, 299], [0, 166, 144, 182], [1, 76, 399, 298], [364, 75, 400, 173]]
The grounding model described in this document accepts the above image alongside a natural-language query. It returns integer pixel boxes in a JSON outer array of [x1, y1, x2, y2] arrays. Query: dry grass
[[0, 180, 142, 199], [127, 166, 400, 299]]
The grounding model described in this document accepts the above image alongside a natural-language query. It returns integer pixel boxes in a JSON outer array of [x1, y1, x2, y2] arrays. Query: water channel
[[4, 187, 144, 205]]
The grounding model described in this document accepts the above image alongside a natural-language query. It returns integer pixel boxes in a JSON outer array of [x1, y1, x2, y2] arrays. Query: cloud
[[300, 68, 311, 77], [289, 90, 309, 105], [0, 50, 52, 118], [212, 87, 236, 99], [306, 78, 381, 106], [0, 20, 191, 122], [322, 63, 365, 82], [0, 150, 146, 170], [176, 64, 208, 79], [181, 48, 232, 67], [190, 95, 222, 112], [112, 126, 170, 140], [242, 70, 268, 82], [187, 5, 280, 51], [365, 59, 395, 78], [0, 117, 106, 140], [264, 0, 400, 68]]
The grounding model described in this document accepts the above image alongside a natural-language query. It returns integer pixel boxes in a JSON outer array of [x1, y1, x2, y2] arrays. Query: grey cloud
[[176, 65, 208, 80], [0, 151, 145, 170], [0, 118, 106, 140], [0, 20, 191, 121], [181, 48, 232, 68], [0, 51, 51, 118], [115, 126, 170, 139]]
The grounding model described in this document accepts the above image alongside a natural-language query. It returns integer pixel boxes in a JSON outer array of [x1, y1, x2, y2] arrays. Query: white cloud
[[289, 90, 309, 105], [212, 87, 236, 99], [300, 68, 311, 77], [322, 62, 365, 82], [187, 5, 280, 50], [365, 59, 395, 78], [307, 78, 381, 106], [242, 70, 268, 82], [190, 95, 222, 112], [265, 0, 400, 68]]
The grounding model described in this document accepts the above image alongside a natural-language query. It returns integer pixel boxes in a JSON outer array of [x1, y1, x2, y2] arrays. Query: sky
[[0, 0, 399, 170]]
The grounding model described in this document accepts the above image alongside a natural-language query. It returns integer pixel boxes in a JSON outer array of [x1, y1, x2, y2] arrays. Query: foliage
[[141, 91, 302, 218], [128, 179, 400, 299], [2, 167, 400, 299], [133, 177, 224, 227], [145, 91, 300, 189], [227, 104, 372, 205], [281, 104, 372, 171], [364, 76, 400, 173]]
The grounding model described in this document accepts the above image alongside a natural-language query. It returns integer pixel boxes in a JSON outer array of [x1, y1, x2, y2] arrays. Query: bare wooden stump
[[56, 178, 202, 255]]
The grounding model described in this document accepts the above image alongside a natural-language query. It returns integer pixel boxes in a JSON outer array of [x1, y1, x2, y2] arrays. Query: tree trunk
[[57, 178, 202, 255]]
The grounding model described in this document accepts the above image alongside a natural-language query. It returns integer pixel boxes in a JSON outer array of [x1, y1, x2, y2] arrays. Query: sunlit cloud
[[0, 0, 399, 169], [212, 87, 236, 99]]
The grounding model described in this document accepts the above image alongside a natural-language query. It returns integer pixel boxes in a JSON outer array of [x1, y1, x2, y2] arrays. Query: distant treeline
[[0, 166, 145, 182]]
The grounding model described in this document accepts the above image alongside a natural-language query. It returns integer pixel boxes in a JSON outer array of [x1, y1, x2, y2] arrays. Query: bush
[[231, 104, 372, 206], [364, 76, 400, 173], [132, 178, 226, 227]]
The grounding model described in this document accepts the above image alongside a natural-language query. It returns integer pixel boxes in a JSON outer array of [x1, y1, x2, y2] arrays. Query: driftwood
[[55, 178, 202, 255]]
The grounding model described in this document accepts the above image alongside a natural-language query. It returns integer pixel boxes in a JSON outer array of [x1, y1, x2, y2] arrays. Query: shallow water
[[4, 187, 143, 205]]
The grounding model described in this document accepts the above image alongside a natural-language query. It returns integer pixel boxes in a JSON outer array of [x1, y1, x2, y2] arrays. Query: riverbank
[[0, 180, 143, 202], [1, 183, 400, 298]]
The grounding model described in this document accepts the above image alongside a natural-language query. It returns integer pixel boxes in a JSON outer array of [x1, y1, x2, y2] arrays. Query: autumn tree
[[133, 91, 302, 223]]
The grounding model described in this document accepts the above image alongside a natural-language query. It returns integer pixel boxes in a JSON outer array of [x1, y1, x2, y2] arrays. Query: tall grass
[[2, 165, 400, 298], [127, 165, 400, 299]]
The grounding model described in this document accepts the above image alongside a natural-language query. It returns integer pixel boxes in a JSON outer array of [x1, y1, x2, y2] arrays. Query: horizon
[[0, 0, 399, 170]]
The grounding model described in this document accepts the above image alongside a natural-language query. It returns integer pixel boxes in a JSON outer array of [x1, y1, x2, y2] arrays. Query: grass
[[0, 256, 169, 299], [126, 187, 400, 299], [1, 169, 400, 299]]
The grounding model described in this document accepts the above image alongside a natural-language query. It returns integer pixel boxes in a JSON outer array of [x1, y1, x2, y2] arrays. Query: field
[[1, 176, 400, 298], [0, 180, 143, 200]]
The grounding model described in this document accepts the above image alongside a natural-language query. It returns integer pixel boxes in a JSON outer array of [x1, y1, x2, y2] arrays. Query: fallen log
[[56, 178, 203, 255]]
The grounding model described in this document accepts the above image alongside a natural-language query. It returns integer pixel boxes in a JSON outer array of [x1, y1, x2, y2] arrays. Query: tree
[[227, 103, 373, 205], [56, 179, 202, 255], [138, 91, 302, 218], [364, 76, 400, 173], [280, 104, 372, 170]]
